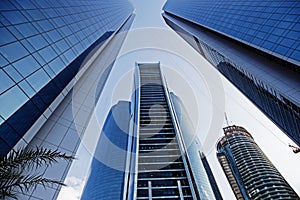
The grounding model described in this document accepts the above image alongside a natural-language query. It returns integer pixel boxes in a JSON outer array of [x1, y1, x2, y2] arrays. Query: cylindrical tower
[[216, 125, 299, 200]]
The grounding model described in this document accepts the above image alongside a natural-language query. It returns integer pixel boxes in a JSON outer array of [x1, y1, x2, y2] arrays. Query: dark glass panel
[[0, 0, 16, 11]]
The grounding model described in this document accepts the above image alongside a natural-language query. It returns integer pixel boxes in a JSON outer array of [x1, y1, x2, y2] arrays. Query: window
[[13, 55, 40, 78], [26, 68, 50, 92], [4, 65, 23, 83], [0, 69, 14, 93], [0, 27, 15, 45], [27, 34, 48, 50], [0, 85, 28, 119], [0, 42, 28, 62]]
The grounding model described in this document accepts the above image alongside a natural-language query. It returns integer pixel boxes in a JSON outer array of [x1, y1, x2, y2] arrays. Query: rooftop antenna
[[224, 112, 229, 126]]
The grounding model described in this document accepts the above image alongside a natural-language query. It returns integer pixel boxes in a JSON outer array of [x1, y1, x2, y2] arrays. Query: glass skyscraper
[[81, 62, 220, 199], [162, 0, 300, 147], [0, 0, 134, 198], [216, 125, 299, 199], [81, 101, 132, 200]]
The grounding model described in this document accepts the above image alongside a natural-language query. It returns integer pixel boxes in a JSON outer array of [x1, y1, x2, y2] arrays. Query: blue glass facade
[[162, 1, 300, 147], [163, 0, 300, 66], [170, 93, 219, 200], [81, 101, 131, 200], [0, 0, 133, 156]]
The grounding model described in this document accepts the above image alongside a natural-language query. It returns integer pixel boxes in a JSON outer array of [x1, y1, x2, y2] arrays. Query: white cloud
[[57, 176, 85, 200]]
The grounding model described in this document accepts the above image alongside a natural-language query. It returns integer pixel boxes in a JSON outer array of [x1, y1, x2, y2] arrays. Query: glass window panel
[[13, 55, 40, 78], [1, 11, 27, 24], [280, 38, 295, 47], [56, 39, 69, 53], [34, 0, 51, 8], [32, 52, 46, 66], [26, 68, 50, 92], [37, 20, 54, 32], [44, 9, 59, 18], [0, 42, 28, 62], [26, 9, 46, 21], [39, 46, 57, 63], [0, 53, 9, 67], [0, 27, 16, 45], [60, 55, 69, 66], [48, 57, 65, 75], [0, 0, 16, 11], [290, 50, 300, 61], [41, 32, 52, 43], [274, 45, 289, 55], [272, 28, 286, 36], [64, 49, 76, 63], [46, 29, 62, 42], [67, 34, 78, 45], [15, 23, 39, 38], [19, 79, 35, 98], [52, 17, 65, 27], [60, 26, 72, 36], [287, 30, 299, 40], [16, 0, 36, 9], [43, 64, 56, 78], [20, 39, 35, 52], [0, 69, 14, 93], [27, 35, 48, 50], [6, 25, 23, 40], [0, 85, 28, 119], [0, 13, 10, 26], [3, 65, 22, 83], [51, 43, 62, 54]]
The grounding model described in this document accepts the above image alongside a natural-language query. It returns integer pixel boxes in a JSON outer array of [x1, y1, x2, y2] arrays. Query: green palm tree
[[0, 147, 75, 199]]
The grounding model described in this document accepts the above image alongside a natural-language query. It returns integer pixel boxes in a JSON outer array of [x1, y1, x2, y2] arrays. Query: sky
[[58, 0, 300, 199]]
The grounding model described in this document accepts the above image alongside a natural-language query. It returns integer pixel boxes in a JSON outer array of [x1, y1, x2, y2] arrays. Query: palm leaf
[[0, 147, 75, 199], [0, 147, 74, 170]]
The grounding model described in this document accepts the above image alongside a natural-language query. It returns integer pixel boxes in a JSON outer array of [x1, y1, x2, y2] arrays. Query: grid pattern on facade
[[136, 64, 194, 199], [162, 12, 300, 147], [18, 14, 134, 200], [0, 0, 133, 155], [163, 0, 300, 65]]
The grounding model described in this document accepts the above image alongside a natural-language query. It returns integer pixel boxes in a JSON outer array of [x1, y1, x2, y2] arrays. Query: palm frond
[[1, 173, 65, 199], [0, 147, 75, 199], [0, 147, 75, 170]]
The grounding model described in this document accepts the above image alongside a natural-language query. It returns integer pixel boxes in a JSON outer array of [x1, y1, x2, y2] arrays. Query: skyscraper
[[81, 62, 220, 199], [162, 0, 300, 146], [134, 62, 202, 199], [0, 0, 134, 198], [216, 125, 299, 199], [81, 101, 132, 200]]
